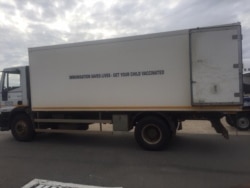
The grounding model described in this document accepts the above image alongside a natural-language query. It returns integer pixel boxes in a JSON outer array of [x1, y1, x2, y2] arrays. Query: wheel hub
[[15, 121, 27, 135], [142, 124, 162, 145]]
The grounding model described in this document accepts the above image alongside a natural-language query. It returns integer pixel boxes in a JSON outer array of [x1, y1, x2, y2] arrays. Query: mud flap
[[210, 118, 229, 139]]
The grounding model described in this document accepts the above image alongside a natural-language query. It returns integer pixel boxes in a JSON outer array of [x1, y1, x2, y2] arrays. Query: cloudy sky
[[1, 0, 250, 69]]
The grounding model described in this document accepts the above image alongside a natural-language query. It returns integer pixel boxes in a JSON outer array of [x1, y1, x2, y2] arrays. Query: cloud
[[0, 0, 250, 69]]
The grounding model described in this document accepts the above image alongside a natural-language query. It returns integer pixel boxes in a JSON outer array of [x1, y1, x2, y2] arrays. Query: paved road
[[0, 131, 250, 188]]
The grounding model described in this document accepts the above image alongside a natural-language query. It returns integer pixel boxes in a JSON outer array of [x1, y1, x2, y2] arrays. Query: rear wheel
[[134, 117, 171, 151], [11, 114, 35, 141]]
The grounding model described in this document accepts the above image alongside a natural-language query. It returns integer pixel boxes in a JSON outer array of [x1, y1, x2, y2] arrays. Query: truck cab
[[0, 66, 29, 131]]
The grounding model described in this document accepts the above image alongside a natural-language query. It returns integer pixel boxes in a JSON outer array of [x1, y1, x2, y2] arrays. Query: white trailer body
[[0, 23, 245, 150], [28, 23, 242, 111]]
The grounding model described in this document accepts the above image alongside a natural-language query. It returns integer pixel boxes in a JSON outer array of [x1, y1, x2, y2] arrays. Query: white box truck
[[0, 23, 247, 150]]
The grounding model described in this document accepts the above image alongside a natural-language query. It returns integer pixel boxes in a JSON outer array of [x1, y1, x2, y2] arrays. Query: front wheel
[[134, 117, 171, 151], [11, 114, 35, 141]]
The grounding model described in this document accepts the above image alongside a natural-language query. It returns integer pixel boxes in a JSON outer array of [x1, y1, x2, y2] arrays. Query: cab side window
[[3, 72, 21, 91], [2, 71, 21, 101]]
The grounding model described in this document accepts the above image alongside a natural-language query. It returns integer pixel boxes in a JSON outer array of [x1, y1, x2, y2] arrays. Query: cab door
[[1, 67, 29, 108]]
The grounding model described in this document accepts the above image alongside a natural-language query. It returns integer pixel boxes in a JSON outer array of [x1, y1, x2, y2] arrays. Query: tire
[[11, 114, 35, 141], [134, 117, 171, 151], [236, 115, 250, 131]]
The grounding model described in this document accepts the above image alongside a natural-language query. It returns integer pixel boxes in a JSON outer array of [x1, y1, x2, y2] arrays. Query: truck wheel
[[236, 116, 250, 131], [11, 114, 35, 141], [135, 117, 171, 151]]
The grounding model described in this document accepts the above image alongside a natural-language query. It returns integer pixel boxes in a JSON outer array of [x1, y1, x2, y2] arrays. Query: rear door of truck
[[190, 24, 243, 105]]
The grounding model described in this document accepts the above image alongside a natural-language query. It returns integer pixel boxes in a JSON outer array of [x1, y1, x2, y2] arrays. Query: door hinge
[[232, 34, 243, 40], [234, 93, 240, 97], [233, 64, 239, 69]]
